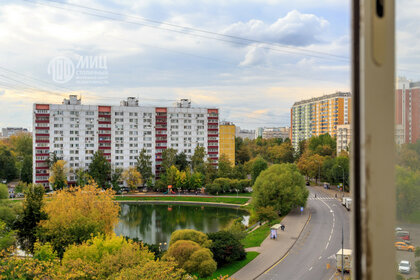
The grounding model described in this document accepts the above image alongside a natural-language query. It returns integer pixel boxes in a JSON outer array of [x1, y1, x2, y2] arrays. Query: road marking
[[263, 252, 289, 274], [309, 266, 313, 271], [325, 242, 329, 249], [319, 256, 322, 260]]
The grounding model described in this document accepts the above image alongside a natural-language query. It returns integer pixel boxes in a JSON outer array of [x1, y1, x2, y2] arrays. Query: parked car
[[1, 179, 6, 184], [305, 181, 310, 186], [395, 241, 415, 252], [395, 227, 403, 231], [398, 260, 411, 274], [16, 193, 24, 198], [396, 230, 410, 241]]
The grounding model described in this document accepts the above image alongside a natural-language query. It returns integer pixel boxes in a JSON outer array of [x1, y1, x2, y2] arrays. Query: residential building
[[1, 127, 29, 138], [336, 124, 351, 154], [33, 95, 219, 187], [395, 77, 420, 144], [255, 127, 264, 139], [291, 92, 352, 150], [219, 122, 235, 165], [262, 127, 290, 140], [235, 127, 255, 140]]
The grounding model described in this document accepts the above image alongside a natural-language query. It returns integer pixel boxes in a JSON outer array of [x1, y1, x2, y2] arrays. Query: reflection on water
[[115, 203, 249, 245]]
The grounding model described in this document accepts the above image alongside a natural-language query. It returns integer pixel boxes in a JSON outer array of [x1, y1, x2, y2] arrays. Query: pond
[[115, 203, 249, 245]]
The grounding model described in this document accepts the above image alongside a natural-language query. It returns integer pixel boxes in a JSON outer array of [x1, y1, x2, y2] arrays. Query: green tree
[[13, 184, 46, 253], [252, 164, 309, 216], [207, 231, 246, 267], [396, 166, 420, 222], [236, 145, 251, 164], [231, 163, 246, 179], [217, 154, 233, 178], [175, 152, 189, 171], [190, 172, 203, 190], [162, 148, 177, 173], [111, 168, 123, 192], [0, 146, 17, 181], [164, 165, 179, 187], [204, 159, 217, 184], [191, 146, 206, 173], [0, 183, 8, 199], [48, 160, 68, 190], [0, 220, 15, 250], [75, 168, 91, 187], [88, 150, 111, 188], [136, 148, 153, 184], [20, 155, 33, 183], [267, 142, 295, 164], [251, 156, 268, 184], [308, 134, 336, 157]]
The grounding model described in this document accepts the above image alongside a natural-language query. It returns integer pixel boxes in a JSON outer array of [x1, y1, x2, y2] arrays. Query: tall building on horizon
[[219, 121, 235, 165], [395, 77, 420, 144], [33, 95, 219, 187], [291, 92, 351, 150], [1, 127, 29, 138]]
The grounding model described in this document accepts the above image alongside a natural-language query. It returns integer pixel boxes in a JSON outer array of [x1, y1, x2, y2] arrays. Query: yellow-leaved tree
[[39, 183, 120, 257], [49, 160, 68, 190], [122, 167, 142, 190]]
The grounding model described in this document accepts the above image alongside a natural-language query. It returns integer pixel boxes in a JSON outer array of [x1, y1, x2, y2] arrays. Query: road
[[257, 188, 350, 280]]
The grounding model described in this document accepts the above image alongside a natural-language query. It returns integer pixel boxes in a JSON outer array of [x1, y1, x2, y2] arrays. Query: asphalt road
[[257, 188, 351, 280]]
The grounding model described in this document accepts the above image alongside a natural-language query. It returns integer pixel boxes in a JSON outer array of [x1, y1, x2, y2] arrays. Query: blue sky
[[0, 0, 417, 130]]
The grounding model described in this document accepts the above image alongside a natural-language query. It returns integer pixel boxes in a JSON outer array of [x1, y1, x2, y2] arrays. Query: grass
[[199, 251, 260, 280], [217, 193, 253, 197], [114, 196, 250, 205], [241, 219, 282, 248]]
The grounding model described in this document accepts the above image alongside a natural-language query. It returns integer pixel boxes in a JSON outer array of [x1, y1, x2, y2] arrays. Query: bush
[[207, 231, 246, 267], [225, 218, 247, 240], [169, 229, 212, 248], [165, 240, 201, 267], [206, 183, 221, 195], [415, 260, 420, 275], [238, 179, 251, 192]]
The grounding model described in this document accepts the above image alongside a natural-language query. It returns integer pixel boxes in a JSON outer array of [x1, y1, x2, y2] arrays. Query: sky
[[0, 0, 418, 130]]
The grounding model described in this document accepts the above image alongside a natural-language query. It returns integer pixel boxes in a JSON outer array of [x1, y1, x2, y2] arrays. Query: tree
[[162, 148, 177, 173], [236, 146, 251, 164], [396, 166, 420, 222], [9, 132, 32, 157], [267, 142, 294, 164], [308, 134, 336, 157], [204, 159, 217, 184], [0, 183, 8, 199], [122, 167, 142, 190], [136, 148, 153, 184], [217, 154, 233, 178], [190, 171, 203, 190], [207, 231, 246, 267], [165, 240, 217, 277], [0, 220, 15, 250], [164, 165, 179, 187], [14, 184, 46, 253], [169, 229, 212, 248], [297, 152, 325, 182], [175, 152, 189, 171], [231, 163, 246, 179], [0, 146, 17, 181], [75, 168, 91, 187], [191, 146, 206, 173], [252, 164, 309, 216], [88, 150, 111, 188], [251, 156, 268, 184], [20, 155, 33, 183], [49, 160, 68, 190], [39, 184, 120, 257], [175, 169, 189, 190], [111, 168, 123, 192], [256, 205, 278, 221], [61, 234, 154, 279]]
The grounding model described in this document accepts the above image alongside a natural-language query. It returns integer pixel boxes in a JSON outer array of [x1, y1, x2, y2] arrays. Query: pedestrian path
[[232, 207, 310, 280], [308, 196, 337, 200]]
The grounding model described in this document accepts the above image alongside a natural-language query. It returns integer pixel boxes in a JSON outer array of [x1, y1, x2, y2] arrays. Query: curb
[[252, 209, 312, 279]]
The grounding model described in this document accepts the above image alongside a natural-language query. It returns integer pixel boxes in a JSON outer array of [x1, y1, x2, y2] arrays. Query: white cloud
[[223, 10, 329, 46]]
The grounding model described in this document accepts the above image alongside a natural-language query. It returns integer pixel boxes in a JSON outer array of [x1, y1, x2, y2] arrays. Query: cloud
[[223, 10, 329, 47]]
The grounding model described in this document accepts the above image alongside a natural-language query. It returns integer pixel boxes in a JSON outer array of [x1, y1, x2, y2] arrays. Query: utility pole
[[338, 165, 345, 193]]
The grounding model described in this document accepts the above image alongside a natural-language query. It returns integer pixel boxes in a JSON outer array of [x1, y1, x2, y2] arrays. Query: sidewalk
[[232, 207, 310, 280]]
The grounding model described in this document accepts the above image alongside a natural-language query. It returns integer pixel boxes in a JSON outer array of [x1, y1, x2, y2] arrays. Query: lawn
[[199, 251, 260, 280], [241, 219, 282, 248], [114, 196, 250, 205], [218, 193, 253, 197]]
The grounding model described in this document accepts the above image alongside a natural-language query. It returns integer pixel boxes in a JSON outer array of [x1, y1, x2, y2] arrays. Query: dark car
[[306, 181, 310, 186]]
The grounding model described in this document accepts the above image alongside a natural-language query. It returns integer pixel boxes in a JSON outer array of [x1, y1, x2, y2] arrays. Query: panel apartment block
[[33, 96, 219, 187], [291, 92, 351, 150]]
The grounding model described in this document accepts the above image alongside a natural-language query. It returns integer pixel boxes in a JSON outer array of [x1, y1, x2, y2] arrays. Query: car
[[305, 181, 310, 186], [395, 241, 415, 252], [396, 230, 410, 241], [16, 193, 24, 198], [396, 227, 403, 231], [398, 260, 411, 274]]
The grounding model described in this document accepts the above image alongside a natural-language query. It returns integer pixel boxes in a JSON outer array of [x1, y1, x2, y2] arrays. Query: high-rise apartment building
[[336, 124, 351, 154], [291, 92, 351, 150], [33, 95, 219, 187], [219, 122, 235, 165], [261, 127, 290, 140], [395, 77, 420, 144]]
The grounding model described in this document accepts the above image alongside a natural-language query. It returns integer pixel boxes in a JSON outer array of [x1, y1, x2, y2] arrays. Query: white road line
[[309, 266, 313, 271], [319, 256, 322, 260]]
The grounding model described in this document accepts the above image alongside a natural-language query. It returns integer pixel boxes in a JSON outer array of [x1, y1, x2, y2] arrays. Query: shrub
[[206, 183, 221, 195], [225, 218, 247, 240], [207, 231, 246, 267], [184, 248, 217, 277], [169, 229, 212, 248], [256, 206, 278, 222], [0, 184, 8, 199]]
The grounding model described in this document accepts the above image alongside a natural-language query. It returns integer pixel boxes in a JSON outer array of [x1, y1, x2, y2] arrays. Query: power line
[[22, 0, 349, 63]]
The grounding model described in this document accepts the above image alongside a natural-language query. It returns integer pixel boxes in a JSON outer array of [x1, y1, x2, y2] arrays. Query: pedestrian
[[281, 224, 285, 231], [315, 194, 317, 198]]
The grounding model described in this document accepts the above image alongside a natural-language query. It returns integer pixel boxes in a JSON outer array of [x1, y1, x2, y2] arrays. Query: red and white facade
[[396, 77, 420, 144], [33, 95, 219, 187]]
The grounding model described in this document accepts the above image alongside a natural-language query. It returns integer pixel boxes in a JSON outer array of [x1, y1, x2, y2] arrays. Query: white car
[[398, 260, 411, 274], [395, 227, 403, 231]]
